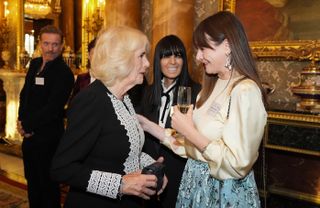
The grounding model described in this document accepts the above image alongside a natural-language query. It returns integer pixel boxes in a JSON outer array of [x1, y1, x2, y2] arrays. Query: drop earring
[[224, 52, 232, 71]]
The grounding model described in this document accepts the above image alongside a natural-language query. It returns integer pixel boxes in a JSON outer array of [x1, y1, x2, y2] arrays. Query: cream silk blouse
[[162, 78, 267, 180]]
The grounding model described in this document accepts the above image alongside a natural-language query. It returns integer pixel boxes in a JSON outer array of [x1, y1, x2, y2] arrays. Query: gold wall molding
[[218, 0, 235, 12], [268, 111, 320, 124], [251, 40, 320, 60], [268, 186, 320, 205], [265, 111, 320, 156], [264, 143, 320, 157]]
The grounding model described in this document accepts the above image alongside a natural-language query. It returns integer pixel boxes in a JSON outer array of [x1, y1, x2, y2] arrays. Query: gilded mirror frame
[[219, 0, 320, 61]]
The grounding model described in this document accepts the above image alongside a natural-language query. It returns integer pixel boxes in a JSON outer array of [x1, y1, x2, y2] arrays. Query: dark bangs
[[156, 35, 186, 58], [160, 46, 183, 57], [193, 16, 226, 49], [193, 25, 212, 50]]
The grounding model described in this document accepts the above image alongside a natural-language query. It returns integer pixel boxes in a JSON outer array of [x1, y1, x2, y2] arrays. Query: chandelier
[[24, 0, 52, 19]]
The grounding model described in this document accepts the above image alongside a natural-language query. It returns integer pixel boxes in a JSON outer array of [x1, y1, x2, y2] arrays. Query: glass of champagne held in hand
[[173, 86, 191, 144], [177, 86, 191, 113]]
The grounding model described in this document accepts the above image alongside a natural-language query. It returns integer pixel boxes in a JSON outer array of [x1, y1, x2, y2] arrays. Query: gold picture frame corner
[[220, 0, 320, 60]]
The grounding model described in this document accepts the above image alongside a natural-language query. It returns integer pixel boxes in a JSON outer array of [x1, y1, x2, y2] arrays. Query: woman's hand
[[121, 172, 157, 200], [171, 105, 211, 152], [171, 105, 195, 137]]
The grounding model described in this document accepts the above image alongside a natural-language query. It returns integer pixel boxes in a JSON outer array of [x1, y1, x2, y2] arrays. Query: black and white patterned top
[[51, 80, 155, 208]]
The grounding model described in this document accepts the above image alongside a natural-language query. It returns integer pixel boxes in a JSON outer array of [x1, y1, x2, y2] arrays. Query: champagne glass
[[173, 86, 191, 144], [177, 86, 191, 113]]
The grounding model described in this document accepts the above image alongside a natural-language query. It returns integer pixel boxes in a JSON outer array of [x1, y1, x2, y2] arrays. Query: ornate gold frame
[[219, 0, 320, 60]]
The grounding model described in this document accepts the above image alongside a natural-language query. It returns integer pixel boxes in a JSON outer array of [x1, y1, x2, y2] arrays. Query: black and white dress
[[51, 80, 155, 208]]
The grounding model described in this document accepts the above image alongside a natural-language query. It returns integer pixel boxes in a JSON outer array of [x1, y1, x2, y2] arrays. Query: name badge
[[35, 77, 45, 85]]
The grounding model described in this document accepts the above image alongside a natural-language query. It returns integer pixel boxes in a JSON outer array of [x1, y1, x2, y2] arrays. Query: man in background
[[17, 25, 74, 208]]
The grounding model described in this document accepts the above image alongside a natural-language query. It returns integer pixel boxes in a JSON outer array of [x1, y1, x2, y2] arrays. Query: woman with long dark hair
[[140, 35, 200, 208], [138, 11, 267, 207]]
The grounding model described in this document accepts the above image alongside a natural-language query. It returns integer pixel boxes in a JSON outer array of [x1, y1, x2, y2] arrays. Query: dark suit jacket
[[18, 56, 74, 140]]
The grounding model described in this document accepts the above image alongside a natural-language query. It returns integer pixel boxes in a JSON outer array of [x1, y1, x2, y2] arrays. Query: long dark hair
[[193, 11, 267, 108], [143, 35, 194, 109]]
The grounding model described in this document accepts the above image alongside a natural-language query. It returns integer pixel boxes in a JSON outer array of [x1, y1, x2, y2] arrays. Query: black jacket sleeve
[[51, 89, 104, 190]]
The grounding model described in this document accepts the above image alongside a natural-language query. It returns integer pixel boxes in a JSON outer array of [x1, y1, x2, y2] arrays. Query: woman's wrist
[[144, 118, 155, 134], [117, 177, 125, 200], [199, 142, 210, 154], [146, 121, 166, 141], [183, 127, 210, 153], [163, 128, 174, 142]]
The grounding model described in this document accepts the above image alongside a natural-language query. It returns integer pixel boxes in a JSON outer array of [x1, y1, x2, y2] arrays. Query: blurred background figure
[[69, 38, 96, 101]]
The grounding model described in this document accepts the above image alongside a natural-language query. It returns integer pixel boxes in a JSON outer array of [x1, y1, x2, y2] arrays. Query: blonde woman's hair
[[91, 26, 149, 87]]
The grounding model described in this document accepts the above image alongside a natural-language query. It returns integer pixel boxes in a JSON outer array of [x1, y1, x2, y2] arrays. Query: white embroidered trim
[[108, 93, 145, 173], [87, 170, 121, 199], [140, 152, 156, 169]]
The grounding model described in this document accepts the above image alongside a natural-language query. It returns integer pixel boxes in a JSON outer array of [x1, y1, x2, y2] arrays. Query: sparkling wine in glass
[[177, 86, 191, 114], [173, 86, 191, 145]]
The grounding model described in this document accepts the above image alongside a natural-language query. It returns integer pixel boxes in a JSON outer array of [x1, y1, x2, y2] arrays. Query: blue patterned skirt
[[176, 159, 261, 208]]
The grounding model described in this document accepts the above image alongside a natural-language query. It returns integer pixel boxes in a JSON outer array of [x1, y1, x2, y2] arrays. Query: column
[[0, 71, 25, 142], [151, 0, 195, 82], [0, 0, 3, 19], [61, 0, 75, 50], [74, 0, 83, 53], [105, 0, 141, 29]]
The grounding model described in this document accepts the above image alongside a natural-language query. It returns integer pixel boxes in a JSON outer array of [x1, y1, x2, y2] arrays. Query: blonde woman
[[51, 26, 167, 208]]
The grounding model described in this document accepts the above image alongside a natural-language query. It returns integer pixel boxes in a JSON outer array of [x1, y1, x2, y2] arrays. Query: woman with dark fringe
[[140, 35, 200, 208]]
